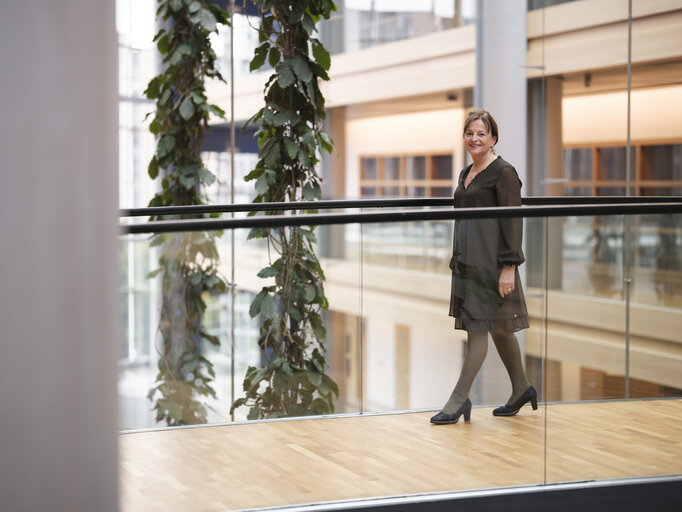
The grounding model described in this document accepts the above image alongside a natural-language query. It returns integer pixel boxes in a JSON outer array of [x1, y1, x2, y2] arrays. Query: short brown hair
[[463, 108, 499, 146]]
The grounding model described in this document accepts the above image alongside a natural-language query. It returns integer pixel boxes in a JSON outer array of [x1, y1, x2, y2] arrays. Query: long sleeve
[[495, 165, 525, 267]]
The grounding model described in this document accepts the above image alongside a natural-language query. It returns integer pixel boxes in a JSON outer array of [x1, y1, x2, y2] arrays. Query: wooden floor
[[120, 399, 682, 512]]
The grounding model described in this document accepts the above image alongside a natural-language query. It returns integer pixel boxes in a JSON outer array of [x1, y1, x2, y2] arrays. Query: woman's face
[[463, 118, 496, 159]]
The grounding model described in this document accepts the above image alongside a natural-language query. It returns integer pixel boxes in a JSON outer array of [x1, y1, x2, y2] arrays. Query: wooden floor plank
[[120, 400, 682, 512]]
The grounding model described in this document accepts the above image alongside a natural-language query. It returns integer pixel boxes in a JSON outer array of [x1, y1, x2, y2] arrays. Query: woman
[[430, 109, 537, 425]]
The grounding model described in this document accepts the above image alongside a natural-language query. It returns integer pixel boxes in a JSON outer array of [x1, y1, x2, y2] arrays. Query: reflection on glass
[[564, 187, 592, 196], [564, 147, 592, 181], [598, 146, 636, 181], [362, 157, 378, 180], [384, 156, 401, 197], [432, 154, 453, 180], [337, 0, 476, 53], [597, 186, 626, 196]]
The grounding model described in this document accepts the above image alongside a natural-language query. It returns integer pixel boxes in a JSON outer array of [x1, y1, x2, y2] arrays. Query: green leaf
[[284, 139, 299, 159], [242, 108, 264, 130], [149, 233, 165, 247], [157, 34, 170, 55], [298, 150, 311, 169], [275, 61, 296, 88], [310, 313, 326, 340], [250, 43, 269, 72], [157, 135, 175, 158], [179, 96, 195, 120], [148, 156, 159, 179], [247, 406, 260, 421], [302, 182, 316, 200], [308, 371, 322, 387], [209, 104, 226, 118], [257, 266, 279, 278], [230, 397, 247, 414], [198, 168, 216, 186], [145, 76, 161, 99], [311, 40, 331, 71], [272, 109, 296, 127], [247, 227, 269, 240], [304, 283, 316, 302], [200, 331, 220, 346], [190, 90, 205, 104], [249, 289, 267, 318], [302, 14, 315, 35], [195, 8, 217, 32], [159, 88, 171, 105], [260, 293, 277, 319], [289, 305, 302, 322], [300, 228, 317, 244], [319, 132, 334, 153], [169, 0, 182, 12], [291, 55, 313, 82], [255, 173, 270, 195], [146, 268, 162, 279], [170, 44, 192, 65], [167, 400, 183, 422], [188, 1, 200, 13], [268, 46, 281, 68]]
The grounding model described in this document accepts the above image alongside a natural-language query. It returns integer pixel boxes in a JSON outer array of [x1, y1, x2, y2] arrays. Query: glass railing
[[118, 198, 682, 509]]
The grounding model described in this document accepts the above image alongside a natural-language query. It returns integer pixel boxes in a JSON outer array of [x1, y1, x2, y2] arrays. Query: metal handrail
[[121, 201, 682, 234], [119, 196, 682, 218]]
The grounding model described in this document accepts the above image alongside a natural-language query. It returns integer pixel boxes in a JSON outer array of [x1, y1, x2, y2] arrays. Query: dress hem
[[451, 315, 529, 333]]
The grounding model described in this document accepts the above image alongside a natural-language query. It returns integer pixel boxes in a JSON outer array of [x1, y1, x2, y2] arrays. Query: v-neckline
[[464, 156, 497, 190]]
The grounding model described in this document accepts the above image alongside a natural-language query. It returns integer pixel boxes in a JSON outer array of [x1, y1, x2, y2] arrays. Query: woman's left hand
[[499, 265, 516, 298]]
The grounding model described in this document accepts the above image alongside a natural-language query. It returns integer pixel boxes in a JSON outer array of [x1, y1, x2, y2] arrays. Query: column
[[0, 1, 119, 511]]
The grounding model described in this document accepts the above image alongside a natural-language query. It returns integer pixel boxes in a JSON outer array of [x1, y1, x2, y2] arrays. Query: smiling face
[[463, 118, 497, 159]]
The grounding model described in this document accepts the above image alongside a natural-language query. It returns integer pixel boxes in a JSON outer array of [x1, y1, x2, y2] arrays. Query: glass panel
[[598, 146, 636, 181], [405, 156, 426, 180], [597, 186, 626, 196], [406, 156, 426, 197], [564, 148, 592, 181], [118, 223, 363, 429], [361, 157, 378, 180], [563, 186, 592, 196], [545, 212, 682, 485], [432, 186, 454, 197], [432, 154, 453, 180], [630, 213, 682, 398], [641, 144, 682, 182], [335, 1, 474, 54], [383, 156, 401, 197]]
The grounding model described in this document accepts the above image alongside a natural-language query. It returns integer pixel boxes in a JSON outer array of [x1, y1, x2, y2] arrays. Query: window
[[359, 153, 454, 198], [562, 143, 682, 196]]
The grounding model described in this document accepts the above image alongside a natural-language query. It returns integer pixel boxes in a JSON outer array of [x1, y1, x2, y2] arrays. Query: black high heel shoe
[[492, 386, 538, 416], [430, 399, 472, 425]]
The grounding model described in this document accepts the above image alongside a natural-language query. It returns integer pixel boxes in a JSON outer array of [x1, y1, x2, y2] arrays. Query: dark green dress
[[449, 156, 529, 332]]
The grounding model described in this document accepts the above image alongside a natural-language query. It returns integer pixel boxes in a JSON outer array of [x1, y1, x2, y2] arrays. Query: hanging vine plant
[[143, 0, 230, 426], [231, 0, 339, 420]]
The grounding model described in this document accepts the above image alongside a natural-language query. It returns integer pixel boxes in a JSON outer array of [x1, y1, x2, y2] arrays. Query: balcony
[[118, 198, 682, 511]]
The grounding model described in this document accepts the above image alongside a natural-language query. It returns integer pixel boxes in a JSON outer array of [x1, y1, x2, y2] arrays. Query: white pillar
[[0, 2, 119, 511], [474, 0, 529, 406], [475, 0, 527, 185]]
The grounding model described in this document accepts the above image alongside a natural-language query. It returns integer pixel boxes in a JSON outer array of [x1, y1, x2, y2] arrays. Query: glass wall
[[118, 208, 682, 511]]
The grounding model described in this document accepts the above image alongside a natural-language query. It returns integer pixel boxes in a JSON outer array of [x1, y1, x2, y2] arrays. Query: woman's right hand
[[498, 265, 515, 298]]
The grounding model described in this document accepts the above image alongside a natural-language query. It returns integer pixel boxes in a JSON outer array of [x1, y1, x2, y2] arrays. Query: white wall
[[563, 85, 682, 145], [409, 324, 465, 410], [364, 317, 397, 410], [0, 2, 119, 510]]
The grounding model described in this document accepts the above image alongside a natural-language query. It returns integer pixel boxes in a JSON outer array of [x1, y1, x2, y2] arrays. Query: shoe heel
[[531, 396, 538, 410], [463, 408, 471, 422]]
